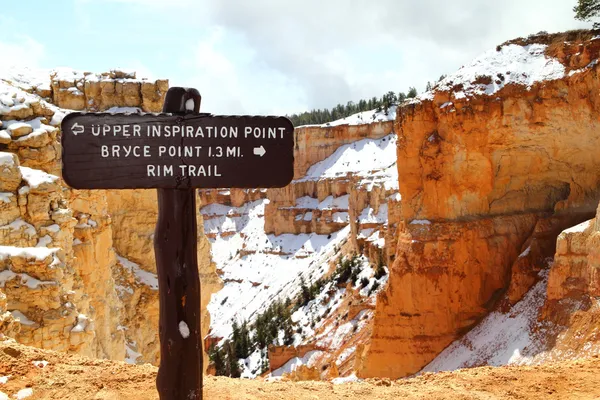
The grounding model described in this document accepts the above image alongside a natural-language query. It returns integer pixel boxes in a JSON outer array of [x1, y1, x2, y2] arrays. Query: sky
[[0, 0, 591, 116]]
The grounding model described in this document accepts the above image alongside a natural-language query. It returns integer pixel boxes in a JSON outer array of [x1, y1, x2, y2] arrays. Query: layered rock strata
[[360, 32, 600, 378]]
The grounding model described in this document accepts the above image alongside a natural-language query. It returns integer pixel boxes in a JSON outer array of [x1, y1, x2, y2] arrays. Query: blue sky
[[0, 0, 589, 115]]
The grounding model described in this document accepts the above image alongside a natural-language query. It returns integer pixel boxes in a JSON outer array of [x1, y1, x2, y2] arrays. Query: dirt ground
[[0, 340, 599, 400]]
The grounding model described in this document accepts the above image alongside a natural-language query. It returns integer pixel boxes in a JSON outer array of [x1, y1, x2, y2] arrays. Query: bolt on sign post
[[61, 87, 294, 400]]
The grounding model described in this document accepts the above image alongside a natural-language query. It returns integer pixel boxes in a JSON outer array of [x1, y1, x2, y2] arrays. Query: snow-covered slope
[[205, 200, 350, 340], [299, 106, 397, 128], [413, 36, 600, 104]]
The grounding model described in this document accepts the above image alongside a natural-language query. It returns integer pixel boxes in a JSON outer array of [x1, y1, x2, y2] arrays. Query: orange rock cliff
[[359, 31, 600, 378]]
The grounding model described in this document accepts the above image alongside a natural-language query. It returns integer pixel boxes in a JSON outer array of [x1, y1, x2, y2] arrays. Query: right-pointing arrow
[[253, 145, 266, 157], [71, 122, 84, 136]]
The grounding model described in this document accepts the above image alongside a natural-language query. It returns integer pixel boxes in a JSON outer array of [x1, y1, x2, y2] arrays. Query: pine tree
[[425, 81, 433, 91], [407, 87, 418, 98], [574, 0, 600, 26], [226, 340, 241, 378], [299, 276, 311, 306]]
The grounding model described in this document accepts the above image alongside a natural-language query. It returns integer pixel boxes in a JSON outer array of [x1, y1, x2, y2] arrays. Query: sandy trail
[[0, 340, 598, 399]]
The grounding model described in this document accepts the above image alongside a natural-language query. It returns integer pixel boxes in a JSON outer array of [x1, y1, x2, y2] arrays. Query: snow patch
[[562, 220, 592, 234], [32, 360, 48, 368], [0, 153, 15, 167], [422, 271, 549, 372], [71, 314, 89, 333], [14, 388, 33, 399], [10, 311, 36, 326], [116, 255, 159, 290], [298, 135, 397, 182], [19, 167, 58, 189], [179, 321, 190, 339]]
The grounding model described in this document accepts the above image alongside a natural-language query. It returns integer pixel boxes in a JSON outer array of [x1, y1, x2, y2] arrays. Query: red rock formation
[[359, 32, 600, 379]]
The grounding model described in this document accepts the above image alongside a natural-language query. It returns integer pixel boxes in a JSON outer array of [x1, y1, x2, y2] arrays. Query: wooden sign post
[[61, 87, 294, 400]]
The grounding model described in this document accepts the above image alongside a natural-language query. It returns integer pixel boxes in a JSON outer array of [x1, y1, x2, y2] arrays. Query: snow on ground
[[270, 350, 324, 377], [204, 199, 350, 340], [332, 374, 361, 384], [300, 106, 397, 128], [358, 204, 388, 225], [421, 270, 549, 373], [14, 388, 33, 399], [297, 134, 397, 182], [125, 340, 141, 364], [116, 255, 158, 290]]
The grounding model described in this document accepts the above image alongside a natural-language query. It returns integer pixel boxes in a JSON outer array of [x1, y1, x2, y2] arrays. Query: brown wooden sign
[[61, 112, 294, 189]]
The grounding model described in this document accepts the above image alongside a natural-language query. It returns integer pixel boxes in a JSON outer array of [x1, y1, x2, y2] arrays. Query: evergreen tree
[[226, 340, 241, 378], [425, 81, 433, 91], [574, 0, 600, 26], [407, 87, 418, 98], [299, 276, 311, 306], [209, 345, 227, 376], [397, 92, 406, 102]]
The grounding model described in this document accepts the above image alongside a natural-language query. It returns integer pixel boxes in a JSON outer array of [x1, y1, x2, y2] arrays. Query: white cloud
[[1, 0, 593, 114], [176, 27, 308, 115]]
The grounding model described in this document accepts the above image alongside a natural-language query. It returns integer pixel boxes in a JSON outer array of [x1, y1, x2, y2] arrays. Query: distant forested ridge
[[286, 78, 445, 127]]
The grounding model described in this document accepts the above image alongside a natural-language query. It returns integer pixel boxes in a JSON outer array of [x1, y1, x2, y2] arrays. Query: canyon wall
[[359, 32, 600, 379], [0, 69, 220, 369]]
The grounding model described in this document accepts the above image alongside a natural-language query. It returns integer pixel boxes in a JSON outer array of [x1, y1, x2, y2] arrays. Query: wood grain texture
[[155, 87, 202, 400]]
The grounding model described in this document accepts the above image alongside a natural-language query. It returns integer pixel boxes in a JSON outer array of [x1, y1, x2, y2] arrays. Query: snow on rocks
[[297, 134, 397, 182], [270, 350, 323, 377], [0, 153, 21, 193], [0, 245, 59, 263], [204, 199, 350, 340], [421, 271, 549, 373], [125, 340, 142, 364], [32, 360, 49, 368], [9, 311, 36, 327], [412, 43, 567, 104], [71, 314, 89, 333], [14, 388, 33, 399], [18, 167, 58, 191], [300, 106, 397, 128], [116, 255, 158, 290]]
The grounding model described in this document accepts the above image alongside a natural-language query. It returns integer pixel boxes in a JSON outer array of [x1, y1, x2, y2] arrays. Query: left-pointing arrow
[[71, 123, 84, 136]]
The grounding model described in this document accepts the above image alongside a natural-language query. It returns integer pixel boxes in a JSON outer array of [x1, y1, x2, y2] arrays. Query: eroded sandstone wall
[[293, 122, 393, 180], [360, 34, 600, 379], [0, 69, 220, 369]]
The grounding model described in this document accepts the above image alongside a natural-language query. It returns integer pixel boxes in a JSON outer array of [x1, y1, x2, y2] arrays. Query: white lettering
[[101, 145, 109, 157]]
